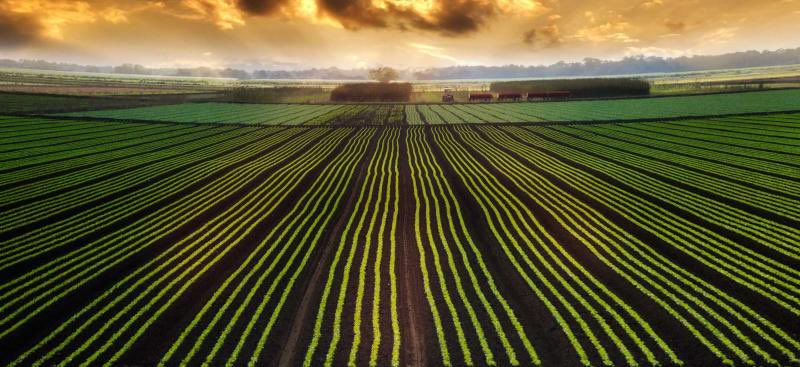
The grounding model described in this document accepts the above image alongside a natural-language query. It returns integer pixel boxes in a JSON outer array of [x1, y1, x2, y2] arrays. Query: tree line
[[1, 46, 799, 80]]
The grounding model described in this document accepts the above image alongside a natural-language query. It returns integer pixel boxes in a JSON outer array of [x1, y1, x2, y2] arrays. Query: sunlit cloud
[[570, 22, 639, 44], [3, 0, 96, 39], [408, 42, 464, 63], [496, 0, 546, 16], [0, 0, 165, 43], [640, 0, 663, 8], [700, 27, 739, 45], [180, 0, 245, 30], [101, 8, 129, 24], [624, 46, 691, 58], [0, 0, 798, 69]]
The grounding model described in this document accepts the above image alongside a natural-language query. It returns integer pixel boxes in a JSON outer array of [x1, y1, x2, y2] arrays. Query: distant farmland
[[0, 94, 799, 366], [50, 88, 800, 125]]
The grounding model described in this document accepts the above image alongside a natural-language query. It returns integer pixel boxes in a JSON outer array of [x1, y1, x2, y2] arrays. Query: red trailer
[[469, 93, 493, 102], [442, 89, 455, 103], [497, 93, 523, 101]]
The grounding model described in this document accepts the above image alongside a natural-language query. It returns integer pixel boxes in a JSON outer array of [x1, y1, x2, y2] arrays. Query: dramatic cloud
[[522, 24, 561, 47], [237, 0, 290, 15], [0, 0, 798, 68], [178, 0, 245, 29], [233, 0, 514, 35], [0, 0, 97, 42], [0, 0, 540, 38], [0, 0, 165, 47], [0, 11, 42, 47]]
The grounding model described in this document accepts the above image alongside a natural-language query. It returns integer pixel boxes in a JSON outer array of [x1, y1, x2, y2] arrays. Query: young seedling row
[[0, 113, 798, 366]]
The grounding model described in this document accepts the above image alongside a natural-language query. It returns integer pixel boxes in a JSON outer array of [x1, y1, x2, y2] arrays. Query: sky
[[1, 0, 799, 70]]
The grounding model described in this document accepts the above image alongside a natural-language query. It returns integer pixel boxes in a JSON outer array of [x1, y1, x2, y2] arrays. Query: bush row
[[330, 83, 412, 102], [490, 78, 650, 98]]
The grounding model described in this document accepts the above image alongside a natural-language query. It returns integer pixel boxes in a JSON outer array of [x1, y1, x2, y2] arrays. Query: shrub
[[330, 83, 412, 102], [490, 78, 650, 98]]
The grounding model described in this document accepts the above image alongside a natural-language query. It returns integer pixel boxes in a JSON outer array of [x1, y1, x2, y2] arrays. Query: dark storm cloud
[[522, 24, 560, 47], [236, 0, 291, 15], [315, 0, 390, 28], [236, 0, 496, 35], [424, 0, 496, 34], [0, 11, 42, 48], [6, 0, 800, 64]]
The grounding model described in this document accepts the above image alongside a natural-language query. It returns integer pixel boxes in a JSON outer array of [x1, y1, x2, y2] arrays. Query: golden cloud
[[180, 0, 245, 29], [0, 0, 553, 46], [0, 0, 167, 45], [523, 23, 561, 47], [1, 0, 798, 56], [2, 0, 96, 40]]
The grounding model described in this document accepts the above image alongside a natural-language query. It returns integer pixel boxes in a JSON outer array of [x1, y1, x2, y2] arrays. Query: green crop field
[[0, 92, 184, 115], [64, 102, 345, 125], [0, 93, 103, 113], [58, 88, 800, 125], [0, 106, 798, 366]]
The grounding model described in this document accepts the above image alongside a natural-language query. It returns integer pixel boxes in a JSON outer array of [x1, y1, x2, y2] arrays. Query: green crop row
[[406, 127, 539, 366], [1, 113, 798, 367], [0, 127, 311, 271], [404, 105, 424, 125], [478, 125, 800, 365], [160, 128, 373, 367], [5, 127, 355, 366], [302, 128, 400, 367]]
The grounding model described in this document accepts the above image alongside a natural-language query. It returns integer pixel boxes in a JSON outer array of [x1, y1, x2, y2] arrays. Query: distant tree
[[220, 68, 251, 80], [113, 63, 148, 75], [174, 68, 193, 77], [194, 67, 216, 77], [269, 70, 293, 79], [368, 67, 399, 83]]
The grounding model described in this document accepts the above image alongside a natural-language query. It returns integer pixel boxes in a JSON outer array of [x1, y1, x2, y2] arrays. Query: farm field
[[0, 92, 200, 115], [0, 68, 231, 91], [4, 63, 800, 99], [0, 112, 798, 367], [0, 85, 202, 97], [0, 93, 116, 113], [65, 102, 346, 125], [57, 88, 800, 125]]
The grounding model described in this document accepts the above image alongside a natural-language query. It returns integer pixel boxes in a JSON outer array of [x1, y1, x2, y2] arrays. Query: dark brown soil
[[1, 122, 798, 367], [275, 128, 382, 367]]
